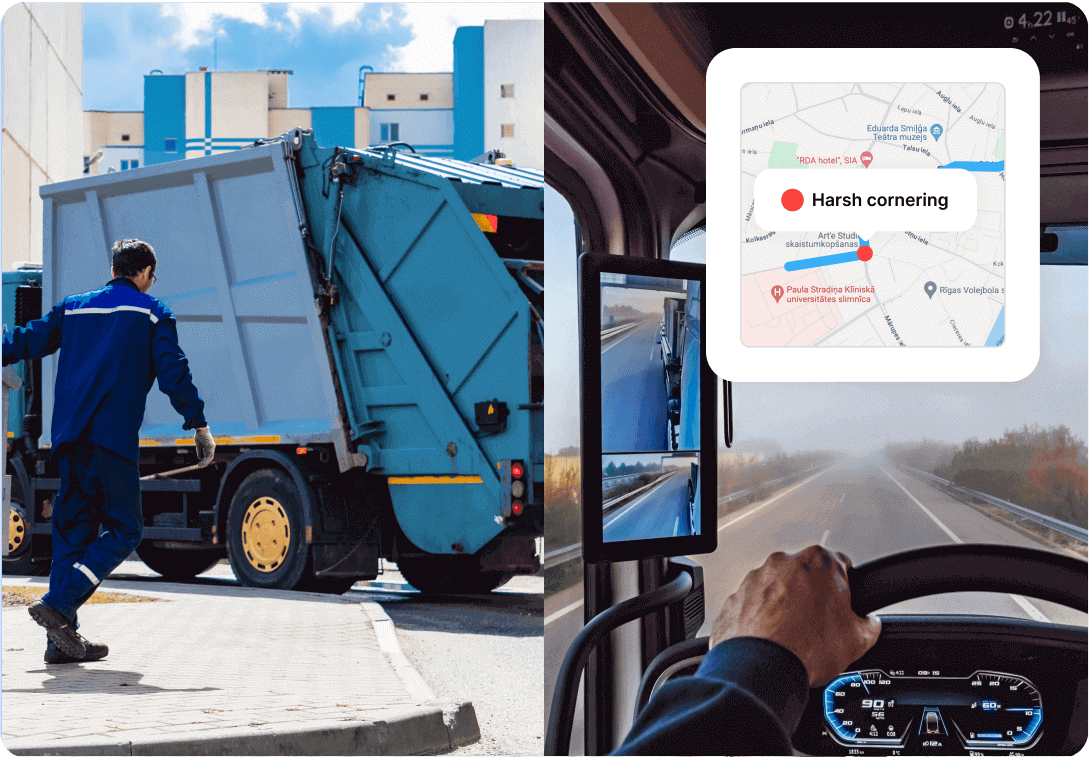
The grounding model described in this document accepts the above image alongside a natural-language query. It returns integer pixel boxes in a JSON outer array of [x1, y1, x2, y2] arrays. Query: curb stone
[[6, 703, 478, 756]]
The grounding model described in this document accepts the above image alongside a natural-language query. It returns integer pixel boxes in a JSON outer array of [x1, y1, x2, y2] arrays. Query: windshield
[[543, 189, 1087, 757], [546, 196, 1086, 640], [670, 227, 1087, 630]]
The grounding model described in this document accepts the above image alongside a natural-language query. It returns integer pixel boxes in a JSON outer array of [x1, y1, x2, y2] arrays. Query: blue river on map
[[984, 307, 1005, 346], [938, 161, 1005, 172]]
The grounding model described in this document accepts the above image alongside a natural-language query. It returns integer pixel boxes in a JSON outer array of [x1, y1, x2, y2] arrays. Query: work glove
[[194, 426, 216, 468]]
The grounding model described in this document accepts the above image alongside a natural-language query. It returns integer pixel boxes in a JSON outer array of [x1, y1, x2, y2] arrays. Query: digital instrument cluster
[[822, 669, 1043, 753]]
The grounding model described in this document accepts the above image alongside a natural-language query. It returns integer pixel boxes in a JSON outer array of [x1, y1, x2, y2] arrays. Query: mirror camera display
[[600, 274, 702, 543]]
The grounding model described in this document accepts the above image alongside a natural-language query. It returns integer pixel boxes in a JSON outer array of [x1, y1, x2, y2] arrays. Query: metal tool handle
[[139, 459, 214, 480]]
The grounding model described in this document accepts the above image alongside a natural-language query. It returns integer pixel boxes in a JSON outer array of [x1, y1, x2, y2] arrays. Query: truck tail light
[[500, 459, 528, 518]]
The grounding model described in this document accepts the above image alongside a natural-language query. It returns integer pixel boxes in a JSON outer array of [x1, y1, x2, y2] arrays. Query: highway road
[[601, 319, 668, 452], [544, 457, 1087, 752], [603, 471, 693, 543]]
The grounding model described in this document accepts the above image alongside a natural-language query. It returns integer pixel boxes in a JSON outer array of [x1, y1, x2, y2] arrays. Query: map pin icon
[[924, 281, 937, 299], [860, 151, 873, 168], [930, 124, 943, 141], [771, 285, 783, 303]]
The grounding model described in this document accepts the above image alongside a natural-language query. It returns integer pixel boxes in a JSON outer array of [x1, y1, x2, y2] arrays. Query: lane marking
[[878, 465, 962, 543], [673, 516, 680, 536], [545, 598, 583, 627], [839, 493, 846, 505], [878, 465, 1050, 624], [1009, 594, 1050, 623], [820, 529, 830, 547], [719, 467, 832, 532]]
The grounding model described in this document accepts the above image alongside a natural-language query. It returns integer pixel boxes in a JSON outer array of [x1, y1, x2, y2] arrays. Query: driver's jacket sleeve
[[611, 636, 809, 755]]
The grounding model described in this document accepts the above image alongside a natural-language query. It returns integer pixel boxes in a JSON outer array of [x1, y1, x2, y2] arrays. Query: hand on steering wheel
[[709, 545, 882, 687]]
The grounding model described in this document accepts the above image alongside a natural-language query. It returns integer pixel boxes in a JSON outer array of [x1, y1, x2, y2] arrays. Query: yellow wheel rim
[[240, 497, 291, 573], [8, 506, 26, 555]]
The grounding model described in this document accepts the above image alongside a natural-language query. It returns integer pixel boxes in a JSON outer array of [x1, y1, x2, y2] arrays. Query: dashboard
[[791, 617, 1087, 756]]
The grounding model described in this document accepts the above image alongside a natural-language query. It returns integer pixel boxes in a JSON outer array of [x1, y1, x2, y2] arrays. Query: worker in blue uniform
[[613, 545, 882, 755], [2, 239, 216, 663]]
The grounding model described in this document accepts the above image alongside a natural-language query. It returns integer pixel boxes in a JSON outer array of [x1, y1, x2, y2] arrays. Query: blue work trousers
[[43, 440, 144, 622]]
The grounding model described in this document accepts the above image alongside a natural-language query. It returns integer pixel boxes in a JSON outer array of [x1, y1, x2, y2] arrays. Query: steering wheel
[[633, 544, 1087, 721]]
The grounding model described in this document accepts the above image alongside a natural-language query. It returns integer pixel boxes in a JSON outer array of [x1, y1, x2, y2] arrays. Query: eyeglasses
[[150, 272, 157, 284]]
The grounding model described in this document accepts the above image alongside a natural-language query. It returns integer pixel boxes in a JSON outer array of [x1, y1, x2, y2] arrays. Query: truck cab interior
[[545, 3, 1087, 755]]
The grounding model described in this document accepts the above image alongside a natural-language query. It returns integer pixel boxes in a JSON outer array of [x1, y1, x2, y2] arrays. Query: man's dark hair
[[111, 239, 156, 278]]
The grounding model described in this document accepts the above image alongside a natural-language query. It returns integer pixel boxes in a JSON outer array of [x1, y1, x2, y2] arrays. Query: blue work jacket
[[2, 278, 206, 464]]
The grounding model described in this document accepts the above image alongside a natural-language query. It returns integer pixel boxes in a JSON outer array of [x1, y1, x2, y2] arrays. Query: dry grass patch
[[2, 586, 162, 608]]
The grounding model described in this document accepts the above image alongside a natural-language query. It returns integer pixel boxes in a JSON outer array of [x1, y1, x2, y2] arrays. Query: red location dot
[[857, 245, 874, 262], [781, 189, 804, 212]]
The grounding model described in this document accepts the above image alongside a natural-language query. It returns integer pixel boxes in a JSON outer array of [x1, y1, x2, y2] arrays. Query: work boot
[[45, 636, 108, 664], [28, 600, 87, 658]]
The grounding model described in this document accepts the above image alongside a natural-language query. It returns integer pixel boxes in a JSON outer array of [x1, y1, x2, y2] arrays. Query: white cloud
[[157, 3, 379, 49], [390, 3, 543, 73], [131, 3, 541, 74]]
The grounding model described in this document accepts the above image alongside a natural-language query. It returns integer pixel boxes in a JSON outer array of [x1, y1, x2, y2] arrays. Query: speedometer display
[[823, 670, 1043, 751]]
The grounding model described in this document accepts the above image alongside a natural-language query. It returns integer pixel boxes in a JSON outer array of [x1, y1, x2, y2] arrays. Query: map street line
[[811, 304, 882, 346], [784, 250, 859, 271]]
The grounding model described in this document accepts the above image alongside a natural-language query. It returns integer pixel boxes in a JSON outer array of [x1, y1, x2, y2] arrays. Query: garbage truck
[[3, 129, 544, 594]]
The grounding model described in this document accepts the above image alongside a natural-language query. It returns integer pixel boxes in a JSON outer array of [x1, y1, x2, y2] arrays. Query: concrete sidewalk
[[0, 576, 479, 755]]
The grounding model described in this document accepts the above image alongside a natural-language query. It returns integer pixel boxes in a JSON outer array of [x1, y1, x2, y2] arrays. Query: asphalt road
[[603, 472, 693, 543], [601, 320, 668, 452], [100, 557, 543, 755], [544, 457, 1087, 753]]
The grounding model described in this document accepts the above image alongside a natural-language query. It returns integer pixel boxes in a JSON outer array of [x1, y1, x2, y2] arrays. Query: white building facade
[[2, 3, 83, 271], [483, 20, 543, 170]]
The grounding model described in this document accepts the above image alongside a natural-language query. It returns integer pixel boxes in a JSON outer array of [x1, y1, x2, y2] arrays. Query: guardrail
[[600, 321, 641, 340], [603, 471, 676, 514], [603, 471, 660, 484], [717, 465, 822, 506], [544, 542, 582, 570], [895, 463, 1088, 544]]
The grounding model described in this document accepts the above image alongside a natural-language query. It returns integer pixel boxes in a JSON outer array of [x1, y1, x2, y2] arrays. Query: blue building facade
[[143, 74, 185, 166], [453, 26, 485, 161], [311, 107, 356, 149]]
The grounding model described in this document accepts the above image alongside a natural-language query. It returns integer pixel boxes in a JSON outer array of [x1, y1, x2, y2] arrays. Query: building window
[[164, 138, 177, 153], [501, 124, 515, 138], [121, 134, 130, 142], [121, 160, 129, 170], [381, 123, 400, 142], [501, 84, 514, 98], [420, 94, 429, 101], [386, 94, 396, 101], [131, 160, 139, 169]]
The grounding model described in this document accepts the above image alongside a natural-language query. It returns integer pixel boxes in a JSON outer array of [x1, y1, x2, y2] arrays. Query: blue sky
[[83, 3, 542, 111]]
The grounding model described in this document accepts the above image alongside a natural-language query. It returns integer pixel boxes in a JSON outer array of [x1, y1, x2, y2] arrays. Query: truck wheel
[[3, 501, 48, 576], [135, 542, 220, 580], [397, 556, 513, 594], [226, 469, 309, 590]]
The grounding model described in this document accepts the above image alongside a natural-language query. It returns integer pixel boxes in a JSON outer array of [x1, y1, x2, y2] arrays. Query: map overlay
[[740, 83, 1005, 348]]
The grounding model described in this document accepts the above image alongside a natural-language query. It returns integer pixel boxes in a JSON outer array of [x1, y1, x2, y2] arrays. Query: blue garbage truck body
[[3, 131, 543, 593]]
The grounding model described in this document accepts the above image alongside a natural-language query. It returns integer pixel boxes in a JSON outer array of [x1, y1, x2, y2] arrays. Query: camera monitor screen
[[580, 254, 717, 563]]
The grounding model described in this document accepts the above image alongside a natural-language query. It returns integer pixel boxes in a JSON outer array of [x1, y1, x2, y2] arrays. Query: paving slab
[[1, 576, 478, 755]]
